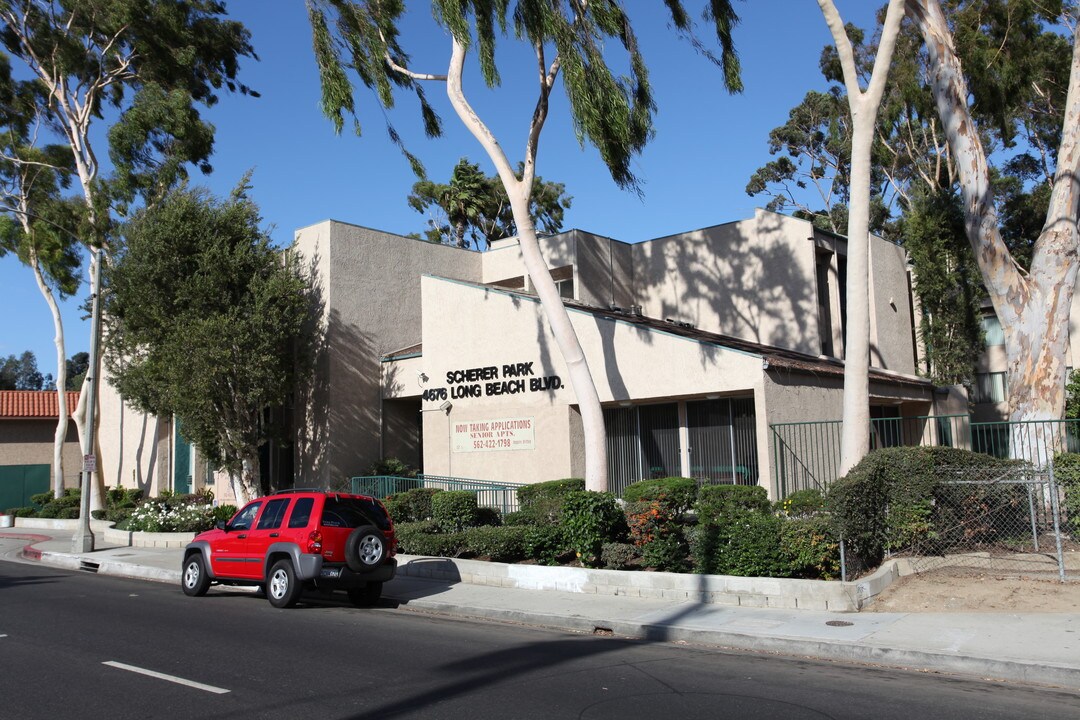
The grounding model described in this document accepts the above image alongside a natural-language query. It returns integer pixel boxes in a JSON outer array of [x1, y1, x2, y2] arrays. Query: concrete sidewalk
[[2, 528, 1078, 690]]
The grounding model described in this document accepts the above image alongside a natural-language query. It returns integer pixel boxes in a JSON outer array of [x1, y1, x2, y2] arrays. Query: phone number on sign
[[474, 439, 512, 450]]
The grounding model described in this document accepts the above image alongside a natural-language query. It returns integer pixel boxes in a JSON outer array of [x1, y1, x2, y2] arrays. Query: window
[[256, 498, 290, 530], [687, 398, 759, 485], [287, 497, 314, 528], [973, 372, 1008, 403], [981, 315, 1005, 346], [321, 497, 391, 531], [550, 265, 575, 300], [229, 502, 262, 531]]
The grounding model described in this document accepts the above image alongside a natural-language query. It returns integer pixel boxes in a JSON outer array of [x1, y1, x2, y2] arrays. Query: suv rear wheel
[[345, 525, 386, 572], [267, 559, 302, 608]]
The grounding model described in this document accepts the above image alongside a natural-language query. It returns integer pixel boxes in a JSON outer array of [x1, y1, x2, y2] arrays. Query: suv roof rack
[[271, 488, 326, 495]]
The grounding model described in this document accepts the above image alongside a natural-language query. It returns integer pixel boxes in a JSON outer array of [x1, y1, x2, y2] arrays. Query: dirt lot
[[865, 565, 1080, 613]]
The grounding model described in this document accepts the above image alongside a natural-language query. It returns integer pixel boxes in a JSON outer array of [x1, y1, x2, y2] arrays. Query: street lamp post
[[72, 247, 103, 553]]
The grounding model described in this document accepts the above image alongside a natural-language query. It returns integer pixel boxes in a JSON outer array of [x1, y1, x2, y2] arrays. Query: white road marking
[[102, 661, 230, 694]]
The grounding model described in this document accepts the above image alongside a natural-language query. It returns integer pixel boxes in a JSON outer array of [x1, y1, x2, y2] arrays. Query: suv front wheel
[[267, 559, 302, 608], [345, 525, 386, 572]]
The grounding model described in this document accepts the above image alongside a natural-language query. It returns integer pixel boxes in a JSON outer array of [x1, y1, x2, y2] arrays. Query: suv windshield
[[321, 497, 391, 531]]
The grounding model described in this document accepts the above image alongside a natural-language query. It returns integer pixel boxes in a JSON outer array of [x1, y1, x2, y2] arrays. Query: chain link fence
[[884, 464, 1075, 581]]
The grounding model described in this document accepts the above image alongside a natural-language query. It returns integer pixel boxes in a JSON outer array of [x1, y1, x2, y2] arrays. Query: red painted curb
[[0, 531, 53, 560]]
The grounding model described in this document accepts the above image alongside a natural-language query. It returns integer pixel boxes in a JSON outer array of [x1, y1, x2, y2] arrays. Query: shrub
[[777, 488, 825, 517], [624, 499, 687, 572], [517, 478, 585, 524], [559, 491, 626, 567], [212, 504, 239, 525], [600, 542, 639, 569], [7, 506, 37, 518], [828, 446, 1017, 566], [692, 510, 788, 577], [622, 476, 698, 518], [522, 525, 570, 565], [475, 506, 502, 527], [696, 484, 770, 520], [1054, 452, 1080, 535], [394, 521, 466, 557], [781, 515, 841, 579], [368, 457, 417, 477], [462, 525, 527, 562], [431, 491, 480, 531], [127, 497, 215, 532], [502, 509, 539, 526], [384, 487, 442, 523]]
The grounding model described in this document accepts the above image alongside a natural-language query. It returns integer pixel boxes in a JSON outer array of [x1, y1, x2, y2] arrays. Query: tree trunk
[[910, 0, 1080, 462], [27, 248, 69, 498], [444, 37, 609, 491], [820, 0, 906, 476]]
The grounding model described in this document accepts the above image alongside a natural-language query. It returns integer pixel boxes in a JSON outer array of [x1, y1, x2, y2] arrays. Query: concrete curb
[[397, 597, 1080, 690], [32, 549, 181, 584]]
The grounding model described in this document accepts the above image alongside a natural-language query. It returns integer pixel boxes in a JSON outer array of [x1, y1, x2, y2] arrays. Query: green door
[[174, 419, 193, 494], [0, 464, 50, 512]]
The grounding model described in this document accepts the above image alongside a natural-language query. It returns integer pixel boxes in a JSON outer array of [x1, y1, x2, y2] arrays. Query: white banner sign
[[452, 416, 535, 453]]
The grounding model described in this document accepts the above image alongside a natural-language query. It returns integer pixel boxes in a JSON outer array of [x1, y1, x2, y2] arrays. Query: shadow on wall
[[294, 252, 330, 485], [634, 212, 816, 364]]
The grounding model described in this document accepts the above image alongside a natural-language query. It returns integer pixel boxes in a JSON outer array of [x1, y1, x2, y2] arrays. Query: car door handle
[[237, 533, 247, 538], [269, 533, 279, 538]]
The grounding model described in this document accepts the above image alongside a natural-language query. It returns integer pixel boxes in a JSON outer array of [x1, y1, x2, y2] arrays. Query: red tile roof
[[0, 390, 80, 418]]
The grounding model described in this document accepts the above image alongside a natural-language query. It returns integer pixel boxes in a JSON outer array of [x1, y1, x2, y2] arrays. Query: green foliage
[[1066, 372, 1080, 420], [368, 457, 417, 478], [517, 478, 585, 524], [624, 499, 688, 572], [501, 509, 537, 527], [462, 526, 527, 562], [384, 488, 442, 523], [394, 521, 465, 557], [696, 484, 771, 519], [828, 447, 1018, 566], [431, 491, 480, 532], [32, 488, 81, 518], [1054, 453, 1080, 535], [621, 476, 698, 518], [781, 516, 841, 580], [211, 504, 239, 525], [521, 525, 570, 566], [104, 184, 317, 498], [7, 506, 37, 518], [777, 489, 826, 518], [692, 510, 788, 577], [475, 506, 502, 527], [559, 491, 626, 568], [900, 186, 984, 384], [306, 1, 742, 190], [0, 351, 48, 390], [600, 542, 639, 570], [409, 158, 572, 250]]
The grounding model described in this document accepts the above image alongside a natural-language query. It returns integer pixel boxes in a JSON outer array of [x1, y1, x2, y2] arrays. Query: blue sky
[[0, 1, 880, 378]]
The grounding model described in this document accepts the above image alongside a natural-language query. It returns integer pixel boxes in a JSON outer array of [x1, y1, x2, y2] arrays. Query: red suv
[[181, 490, 396, 608]]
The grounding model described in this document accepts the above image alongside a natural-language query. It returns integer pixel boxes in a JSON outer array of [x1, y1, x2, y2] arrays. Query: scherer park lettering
[[452, 417, 535, 453], [422, 361, 563, 403]]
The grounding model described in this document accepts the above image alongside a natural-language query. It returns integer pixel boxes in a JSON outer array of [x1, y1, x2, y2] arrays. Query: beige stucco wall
[[291, 221, 482, 486], [97, 381, 171, 497], [0, 419, 82, 488], [869, 237, 918, 375], [412, 276, 769, 486], [630, 210, 821, 357]]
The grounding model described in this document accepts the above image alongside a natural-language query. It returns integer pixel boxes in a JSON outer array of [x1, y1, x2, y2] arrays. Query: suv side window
[[230, 502, 262, 531], [287, 497, 314, 528], [256, 498, 290, 530]]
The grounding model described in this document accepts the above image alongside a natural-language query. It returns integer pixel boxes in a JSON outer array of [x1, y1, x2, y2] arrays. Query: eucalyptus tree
[[0, 53, 81, 496], [908, 0, 1080, 459], [0, 0, 256, 504], [408, 157, 571, 249], [816, 0, 907, 475], [307, 0, 742, 491]]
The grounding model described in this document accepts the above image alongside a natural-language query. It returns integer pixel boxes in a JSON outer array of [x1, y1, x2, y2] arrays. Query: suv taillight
[[306, 531, 323, 554]]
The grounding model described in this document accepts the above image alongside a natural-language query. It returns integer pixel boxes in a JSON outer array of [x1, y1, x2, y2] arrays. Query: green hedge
[[696, 484, 770, 520], [384, 487, 442, 523], [431, 490, 480, 532], [522, 525, 570, 565], [394, 520, 465, 557], [1055, 452, 1080, 535], [559, 490, 626, 567], [516, 478, 585, 524], [462, 526, 527, 562], [622, 477, 698, 517], [691, 510, 788, 577], [828, 446, 1018, 567]]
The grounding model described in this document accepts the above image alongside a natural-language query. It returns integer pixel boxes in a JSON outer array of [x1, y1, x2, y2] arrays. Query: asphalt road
[[1, 557, 1078, 720]]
